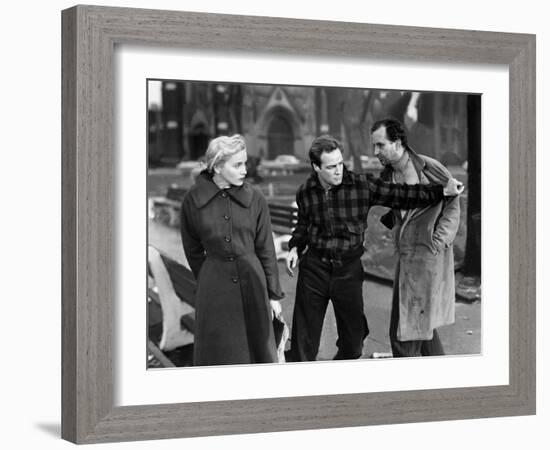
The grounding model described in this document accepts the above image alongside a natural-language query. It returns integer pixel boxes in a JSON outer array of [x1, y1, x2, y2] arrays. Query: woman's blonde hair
[[204, 134, 247, 173]]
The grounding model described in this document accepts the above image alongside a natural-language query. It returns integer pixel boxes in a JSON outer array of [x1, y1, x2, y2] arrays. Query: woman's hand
[[270, 300, 282, 319]]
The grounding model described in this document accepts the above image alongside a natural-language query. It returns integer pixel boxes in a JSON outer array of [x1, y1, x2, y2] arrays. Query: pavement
[[279, 264, 481, 360]]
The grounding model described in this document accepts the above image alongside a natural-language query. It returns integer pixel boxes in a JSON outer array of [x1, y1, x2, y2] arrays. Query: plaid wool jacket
[[287, 167, 445, 260]]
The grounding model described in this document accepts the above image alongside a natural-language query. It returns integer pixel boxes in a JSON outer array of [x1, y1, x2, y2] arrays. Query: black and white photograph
[[146, 79, 482, 368], [3, 0, 545, 446]]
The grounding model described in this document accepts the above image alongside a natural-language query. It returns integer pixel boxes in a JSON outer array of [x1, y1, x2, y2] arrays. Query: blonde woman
[[180, 135, 284, 366]]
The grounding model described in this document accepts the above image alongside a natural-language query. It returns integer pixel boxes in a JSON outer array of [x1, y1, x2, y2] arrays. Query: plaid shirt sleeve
[[287, 187, 309, 253], [363, 174, 445, 209]]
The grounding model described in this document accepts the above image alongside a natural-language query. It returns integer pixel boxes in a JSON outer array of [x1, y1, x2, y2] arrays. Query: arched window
[[189, 124, 209, 160], [267, 115, 294, 159]]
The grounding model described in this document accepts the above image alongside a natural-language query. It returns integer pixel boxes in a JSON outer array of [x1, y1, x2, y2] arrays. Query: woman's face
[[215, 150, 248, 186]]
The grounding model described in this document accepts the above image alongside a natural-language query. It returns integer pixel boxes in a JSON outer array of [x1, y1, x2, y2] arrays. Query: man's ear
[[312, 163, 320, 173]]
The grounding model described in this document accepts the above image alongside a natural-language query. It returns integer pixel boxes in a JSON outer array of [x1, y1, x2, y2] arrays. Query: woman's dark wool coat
[[180, 173, 284, 366]]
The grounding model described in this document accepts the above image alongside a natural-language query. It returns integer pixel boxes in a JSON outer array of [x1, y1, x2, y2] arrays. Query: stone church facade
[[148, 80, 471, 168]]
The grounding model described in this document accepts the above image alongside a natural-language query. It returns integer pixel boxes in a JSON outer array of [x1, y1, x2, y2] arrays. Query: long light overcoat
[[180, 172, 284, 366], [381, 150, 460, 340]]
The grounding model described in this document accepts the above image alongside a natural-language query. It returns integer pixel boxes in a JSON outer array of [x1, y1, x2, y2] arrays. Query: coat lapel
[[385, 148, 431, 240], [190, 171, 253, 209]]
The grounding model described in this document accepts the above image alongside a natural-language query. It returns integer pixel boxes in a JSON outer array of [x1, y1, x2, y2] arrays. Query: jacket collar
[[379, 146, 426, 181], [190, 171, 253, 208], [306, 165, 354, 190]]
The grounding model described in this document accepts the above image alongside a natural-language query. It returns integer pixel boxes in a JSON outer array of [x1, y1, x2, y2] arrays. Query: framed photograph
[[62, 5, 535, 444], [145, 79, 481, 369]]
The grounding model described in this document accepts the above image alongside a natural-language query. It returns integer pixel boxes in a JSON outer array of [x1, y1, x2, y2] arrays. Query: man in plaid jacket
[[285, 135, 463, 362]]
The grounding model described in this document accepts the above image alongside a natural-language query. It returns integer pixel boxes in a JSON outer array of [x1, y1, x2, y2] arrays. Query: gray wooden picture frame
[[61, 5, 536, 444]]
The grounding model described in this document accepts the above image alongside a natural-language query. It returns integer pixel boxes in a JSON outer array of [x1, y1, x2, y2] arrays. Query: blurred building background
[[147, 80, 473, 169]]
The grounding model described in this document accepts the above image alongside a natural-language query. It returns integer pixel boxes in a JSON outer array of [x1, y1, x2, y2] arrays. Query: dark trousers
[[287, 252, 369, 361], [389, 283, 444, 357]]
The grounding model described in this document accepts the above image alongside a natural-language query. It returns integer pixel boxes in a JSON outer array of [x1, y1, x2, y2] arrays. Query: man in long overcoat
[[373, 118, 461, 357]]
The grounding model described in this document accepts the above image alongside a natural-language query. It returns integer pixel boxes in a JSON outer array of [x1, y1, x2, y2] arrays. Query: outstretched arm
[[365, 175, 462, 210]]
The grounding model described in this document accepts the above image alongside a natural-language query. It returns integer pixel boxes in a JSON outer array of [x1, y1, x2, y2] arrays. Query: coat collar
[[379, 146, 426, 181], [189, 171, 253, 208]]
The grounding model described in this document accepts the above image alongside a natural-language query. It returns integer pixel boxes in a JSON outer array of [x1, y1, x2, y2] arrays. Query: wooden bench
[[165, 186, 188, 202], [268, 203, 298, 235], [268, 203, 298, 260], [147, 246, 196, 367], [149, 186, 188, 227]]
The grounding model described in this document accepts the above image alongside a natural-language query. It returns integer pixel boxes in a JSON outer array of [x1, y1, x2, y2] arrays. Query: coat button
[[227, 256, 235, 262], [221, 192, 227, 198], [224, 214, 230, 220], [224, 236, 231, 242], [232, 277, 238, 283]]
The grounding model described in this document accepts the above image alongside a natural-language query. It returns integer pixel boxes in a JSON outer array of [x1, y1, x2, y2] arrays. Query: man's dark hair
[[371, 118, 409, 148], [309, 135, 343, 168]]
